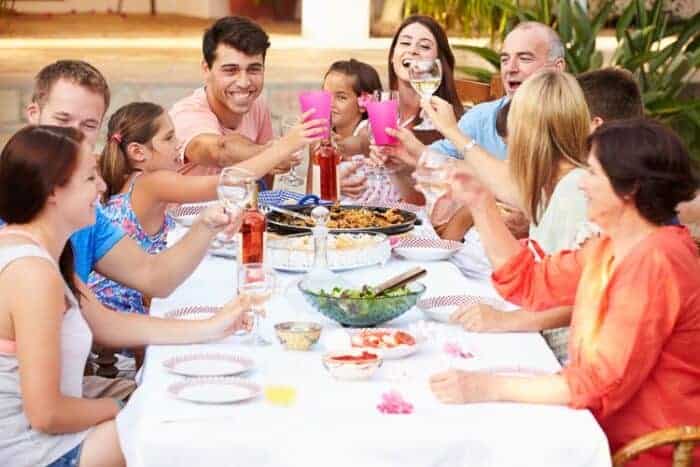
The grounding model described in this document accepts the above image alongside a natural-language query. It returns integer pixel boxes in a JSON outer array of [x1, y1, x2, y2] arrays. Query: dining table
[[116, 224, 612, 467]]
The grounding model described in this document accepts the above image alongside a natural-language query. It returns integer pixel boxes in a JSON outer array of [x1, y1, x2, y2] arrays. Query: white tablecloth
[[117, 249, 611, 467]]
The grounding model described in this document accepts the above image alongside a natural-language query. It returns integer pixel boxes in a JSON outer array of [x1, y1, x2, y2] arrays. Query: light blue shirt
[[430, 96, 509, 160], [70, 206, 125, 282], [1, 207, 126, 283]]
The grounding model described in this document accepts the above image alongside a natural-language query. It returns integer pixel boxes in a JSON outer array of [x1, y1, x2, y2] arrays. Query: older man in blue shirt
[[428, 22, 565, 161]]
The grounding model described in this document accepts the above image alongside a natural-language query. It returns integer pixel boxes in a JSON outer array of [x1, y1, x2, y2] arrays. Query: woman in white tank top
[[0, 126, 255, 467]]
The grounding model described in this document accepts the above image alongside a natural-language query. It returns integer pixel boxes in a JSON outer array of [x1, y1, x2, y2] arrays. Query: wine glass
[[414, 148, 453, 218], [279, 116, 305, 187], [237, 263, 277, 346], [408, 59, 442, 130], [217, 167, 254, 245], [218, 166, 254, 212]]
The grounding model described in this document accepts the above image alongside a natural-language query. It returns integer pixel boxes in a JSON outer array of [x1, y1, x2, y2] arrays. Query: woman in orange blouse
[[429, 118, 700, 466]]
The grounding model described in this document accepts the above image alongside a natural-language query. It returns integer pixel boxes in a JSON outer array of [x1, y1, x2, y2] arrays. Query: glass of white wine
[[414, 148, 453, 219], [408, 59, 442, 131], [280, 116, 305, 187], [237, 263, 278, 346]]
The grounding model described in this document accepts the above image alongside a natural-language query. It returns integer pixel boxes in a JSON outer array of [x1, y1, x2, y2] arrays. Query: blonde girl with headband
[[89, 102, 322, 315]]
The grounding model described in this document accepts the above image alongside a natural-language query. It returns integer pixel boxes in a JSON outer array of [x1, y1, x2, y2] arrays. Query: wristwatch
[[461, 139, 477, 158]]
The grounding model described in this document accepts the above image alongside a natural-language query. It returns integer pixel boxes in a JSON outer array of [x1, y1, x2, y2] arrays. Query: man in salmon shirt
[[170, 16, 278, 177], [170, 16, 367, 197]]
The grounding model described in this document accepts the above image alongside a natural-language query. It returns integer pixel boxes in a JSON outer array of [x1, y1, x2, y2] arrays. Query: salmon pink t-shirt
[[169, 87, 273, 175]]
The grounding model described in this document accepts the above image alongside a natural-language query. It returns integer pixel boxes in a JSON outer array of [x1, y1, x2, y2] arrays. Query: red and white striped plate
[[167, 377, 261, 404], [162, 306, 220, 321], [393, 237, 462, 261], [417, 295, 504, 323], [167, 202, 215, 226], [163, 352, 254, 377]]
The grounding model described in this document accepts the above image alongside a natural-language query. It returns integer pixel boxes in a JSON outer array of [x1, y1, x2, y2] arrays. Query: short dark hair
[[325, 59, 383, 118], [32, 60, 110, 110], [202, 16, 271, 67], [577, 68, 643, 122], [589, 118, 698, 225], [325, 59, 383, 97], [0, 125, 85, 298]]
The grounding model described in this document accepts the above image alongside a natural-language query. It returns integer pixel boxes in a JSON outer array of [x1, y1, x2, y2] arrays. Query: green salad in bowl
[[298, 281, 426, 327]]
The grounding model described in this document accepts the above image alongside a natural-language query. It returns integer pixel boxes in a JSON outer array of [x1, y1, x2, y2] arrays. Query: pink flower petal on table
[[377, 390, 414, 414], [443, 342, 474, 359]]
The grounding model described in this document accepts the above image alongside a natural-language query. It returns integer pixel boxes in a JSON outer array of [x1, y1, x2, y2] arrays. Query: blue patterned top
[[87, 175, 174, 315]]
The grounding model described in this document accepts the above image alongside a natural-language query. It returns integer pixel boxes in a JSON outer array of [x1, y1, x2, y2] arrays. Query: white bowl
[[393, 237, 462, 262], [322, 351, 382, 381]]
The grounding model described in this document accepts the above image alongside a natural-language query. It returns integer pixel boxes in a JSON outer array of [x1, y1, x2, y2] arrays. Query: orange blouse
[[492, 226, 700, 466]]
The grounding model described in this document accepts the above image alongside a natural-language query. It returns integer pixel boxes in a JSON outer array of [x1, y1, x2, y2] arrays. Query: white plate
[[167, 202, 216, 227], [168, 377, 261, 404], [162, 306, 220, 321], [163, 352, 255, 377], [417, 295, 504, 323], [350, 328, 419, 360], [393, 238, 462, 262]]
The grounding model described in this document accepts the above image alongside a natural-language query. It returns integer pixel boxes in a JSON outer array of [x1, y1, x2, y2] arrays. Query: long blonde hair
[[507, 70, 590, 224], [100, 102, 164, 201]]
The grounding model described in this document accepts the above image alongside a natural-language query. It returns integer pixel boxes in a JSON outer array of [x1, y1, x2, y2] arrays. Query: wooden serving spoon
[[372, 266, 427, 296]]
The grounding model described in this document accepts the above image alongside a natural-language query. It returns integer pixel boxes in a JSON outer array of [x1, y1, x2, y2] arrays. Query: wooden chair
[[613, 426, 700, 466], [455, 74, 505, 108], [84, 296, 150, 378]]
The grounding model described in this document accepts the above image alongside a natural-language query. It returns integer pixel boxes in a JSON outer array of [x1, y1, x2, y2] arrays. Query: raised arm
[[422, 97, 521, 208], [447, 164, 584, 309], [11, 259, 118, 434], [77, 280, 254, 349], [94, 205, 236, 298], [185, 132, 266, 168]]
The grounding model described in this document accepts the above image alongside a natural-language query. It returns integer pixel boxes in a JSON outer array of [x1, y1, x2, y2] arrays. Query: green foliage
[[433, 0, 700, 160], [403, 0, 510, 41], [611, 0, 700, 159]]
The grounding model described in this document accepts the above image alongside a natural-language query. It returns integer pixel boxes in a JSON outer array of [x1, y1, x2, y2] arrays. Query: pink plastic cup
[[366, 99, 398, 146], [299, 90, 332, 139]]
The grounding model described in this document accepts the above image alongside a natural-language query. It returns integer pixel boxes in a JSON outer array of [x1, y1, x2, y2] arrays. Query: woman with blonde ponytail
[[90, 102, 323, 315]]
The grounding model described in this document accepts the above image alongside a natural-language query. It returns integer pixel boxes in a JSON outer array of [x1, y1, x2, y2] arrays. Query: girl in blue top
[[89, 102, 322, 314]]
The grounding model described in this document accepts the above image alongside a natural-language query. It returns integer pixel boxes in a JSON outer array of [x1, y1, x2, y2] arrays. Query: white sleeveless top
[[0, 243, 93, 467]]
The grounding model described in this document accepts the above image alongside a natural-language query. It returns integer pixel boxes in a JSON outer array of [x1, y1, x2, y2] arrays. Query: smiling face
[[579, 146, 627, 230], [323, 71, 362, 134], [26, 79, 106, 148], [500, 26, 563, 97], [203, 44, 264, 118], [52, 142, 105, 230], [391, 22, 439, 83]]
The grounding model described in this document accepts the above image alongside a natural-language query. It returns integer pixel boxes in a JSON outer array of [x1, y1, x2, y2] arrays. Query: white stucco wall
[[302, 0, 371, 47]]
